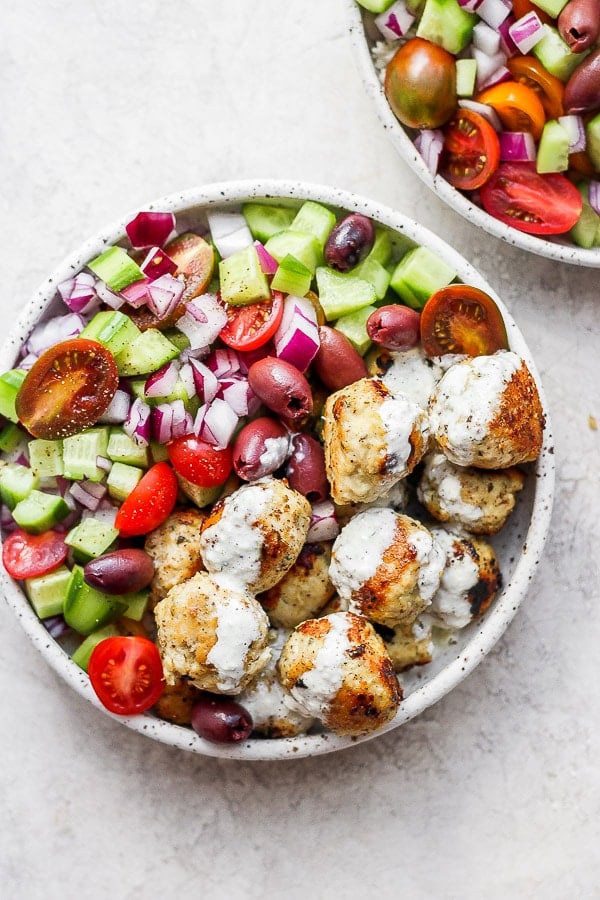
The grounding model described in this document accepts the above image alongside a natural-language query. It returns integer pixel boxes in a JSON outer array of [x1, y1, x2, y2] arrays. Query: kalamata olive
[[286, 433, 329, 503], [559, 0, 600, 52], [190, 693, 253, 743], [83, 548, 155, 595], [232, 416, 290, 481], [312, 326, 368, 392], [564, 48, 600, 114], [247, 357, 313, 419], [324, 214, 375, 272], [366, 305, 421, 352]]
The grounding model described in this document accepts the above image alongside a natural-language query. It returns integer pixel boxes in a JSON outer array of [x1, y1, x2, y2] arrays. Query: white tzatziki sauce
[[289, 613, 352, 719], [429, 529, 480, 629], [410, 529, 445, 602], [329, 507, 398, 599], [379, 392, 427, 476], [418, 453, 484, 525], [378, 347, 443, 409], [206, 586, 270, 692]]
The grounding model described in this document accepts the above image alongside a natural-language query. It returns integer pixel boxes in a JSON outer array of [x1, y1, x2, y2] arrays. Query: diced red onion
[[374, 1, 416, 39], [0, 503, 17, 533], [188, 357, 220, 402], [414, 128, 444, 176], [95, 279, 125, 310], [25, 313, 86, 356], [178, 362, 198, 400], [558, 115, 586, 153], [196, 398, 239, 449], [457, 0, 482, 9], [274, 295, 320, 372], [472, 21, 501, 55], [589, 181, 600, 217], [96, 455, 113, 473], [236, 344, 273, 374], [473, 48, 508, 89], [123, 397, 152, 446], [176, 294, 227, 350], [120, 278, 151, 309], [205, 347, 242, 378], [498, 16, 517, 55], [145, 360, 180, 398], [57, 272, 99, 315], [18, 352, 39, 370], [147, 274, 185, 319], [152, 401, 193, 444], [500, 131, 537, 161], [479, 64, 512, 90], [69, 480, 106, 511], [140, 246, 177, 281], [83, 500, 117, 527], [509, 12, 544, 53], [218, 376, 253, 416], [254, 241, 279, 275], [43, 615, 72, 639], [98, 388, 132, 424], [458, 99, 502, 131], [125, 211, 176, 249], [206, 211, 253, 258], [476, 0, 510, 28], [307, 500, 339, 542]]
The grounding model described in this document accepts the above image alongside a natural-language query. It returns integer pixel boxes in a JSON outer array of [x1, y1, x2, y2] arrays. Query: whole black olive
[[324, 214, 375, 272]]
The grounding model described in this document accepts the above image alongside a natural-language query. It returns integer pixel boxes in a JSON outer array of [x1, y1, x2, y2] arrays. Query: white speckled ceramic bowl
[[347, 0, 600, 268], [0, 180, 554, 760]]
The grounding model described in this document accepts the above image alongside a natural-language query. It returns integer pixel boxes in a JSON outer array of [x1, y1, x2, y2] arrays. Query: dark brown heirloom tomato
[[384, 37, 457, 130], [420, 285, 509, 358], [15, 338, 118, 439]]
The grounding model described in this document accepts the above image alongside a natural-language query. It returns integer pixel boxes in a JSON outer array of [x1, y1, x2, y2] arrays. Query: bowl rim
[[0, 178, 555, 760], [345, 0, 600, 269]]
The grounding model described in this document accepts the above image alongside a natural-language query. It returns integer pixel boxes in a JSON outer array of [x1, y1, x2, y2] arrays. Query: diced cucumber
[[290, 201, 337, 248], [0, 369, 26, 423], [537, 119, 570, 173], [352, 257, 391, 300], [0, 462, 39, 509], [416, 0, 476, 54], [390, 246, 456, 310], [162, 329, 191, 353], [533, 27, 588, 81], [315, 267, 378, 321], [531, 0, 569, 17], [218, 244, 271, 306], [64, 565, 128, 635], [107, 428, 150, 467], [25, 565, 72, 618], [586, 113, 600, 172], [264, 231, 322, 274], [456, 58, 477, 97], [129, 376, 193, 409], [114, 329, 179, 376], [334, 306, 376, 356], [12, 490, 70, 533], [62, 427, 109, 482], [242, 202, 296, 243], [107, 461, 143, 502], [71, 624, 120, 671], [65, 518, 119, 562], [28, 439, 64, 478], [176, 472, 223, 508], [87, 246, 145, 292], [365, 228, 393, 268], [271, 254, 313, 296], [79, 310, 142, 356], [150, 440, 170, 463], [570, 183, 600, 248], [123, 589, 150, 622], [355, 0, 395, 11], [0, 422, 24, 453]]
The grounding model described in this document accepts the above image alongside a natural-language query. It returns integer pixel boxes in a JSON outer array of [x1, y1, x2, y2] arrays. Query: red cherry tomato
[[480, 162, 583, 235], [15, 338, 119, 440], [167, 435, 233, 487], [114, 462, 178, 536], [88, 636, 164, 715], [219, 292, 284, 352], [2, 528, 68, 580], [420, 285, 509, 358], [440, 109, 501, 191]]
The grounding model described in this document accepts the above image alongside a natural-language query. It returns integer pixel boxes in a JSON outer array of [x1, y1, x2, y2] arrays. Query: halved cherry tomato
[[420, 285, 509, 358], [15, 338, 118, 440], [480, 162, 583, 235], [88, 636, 164, 715], [506, 56, 565, 120], [2, 528, 68, 580], [219, 291, 284, 352], [440, 109, 501, 191], [114, 462, 178, 536], [476, 81, 546, 142], [167, 435, 233, 487]]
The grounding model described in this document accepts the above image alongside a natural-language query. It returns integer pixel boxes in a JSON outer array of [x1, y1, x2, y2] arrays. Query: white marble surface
[[0, 2, 599, 897]]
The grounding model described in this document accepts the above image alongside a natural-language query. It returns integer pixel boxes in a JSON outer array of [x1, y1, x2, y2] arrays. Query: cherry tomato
[[506, 56, 565, 120], [2, 528, 68, 580], [480, 162, 583, 235], [476, 81, 546, 141], [511, 0, 552, 24], [219, 291, 284, 352], [440, 109, 501, 191], [114, 462, 178, 536], [384, 37, 457, 129], [420, 285, 509, 358], [15, 338, 118, 440], [88, 636, 164, 715], [167, 435, 233, 487]]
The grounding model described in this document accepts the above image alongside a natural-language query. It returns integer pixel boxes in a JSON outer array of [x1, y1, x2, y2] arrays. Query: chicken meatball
[[334, 478, 410, 528], [153, 680, 202, 725], [277, 611, 402, 736], [376, 617, 434, 672], [322, 377, 429, 505], [417, 452, 526, 534], [366, 345, 447, 409], [199, 477, 311, 593], [429, 527, 501, 629], [258, 542, 336, 629], [329, 508, 445, 627], [428, 351, 544, 468], [154, 571, 271, 693], [144, 508, 206, 609], [236, 629, 315, 738]]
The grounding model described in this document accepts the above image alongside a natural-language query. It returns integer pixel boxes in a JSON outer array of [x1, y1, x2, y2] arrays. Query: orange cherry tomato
[[440, 109, 501, 191], [420, 285, 509, 358], [476, 81, 546, 142], [507, 56, 565, 119]]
